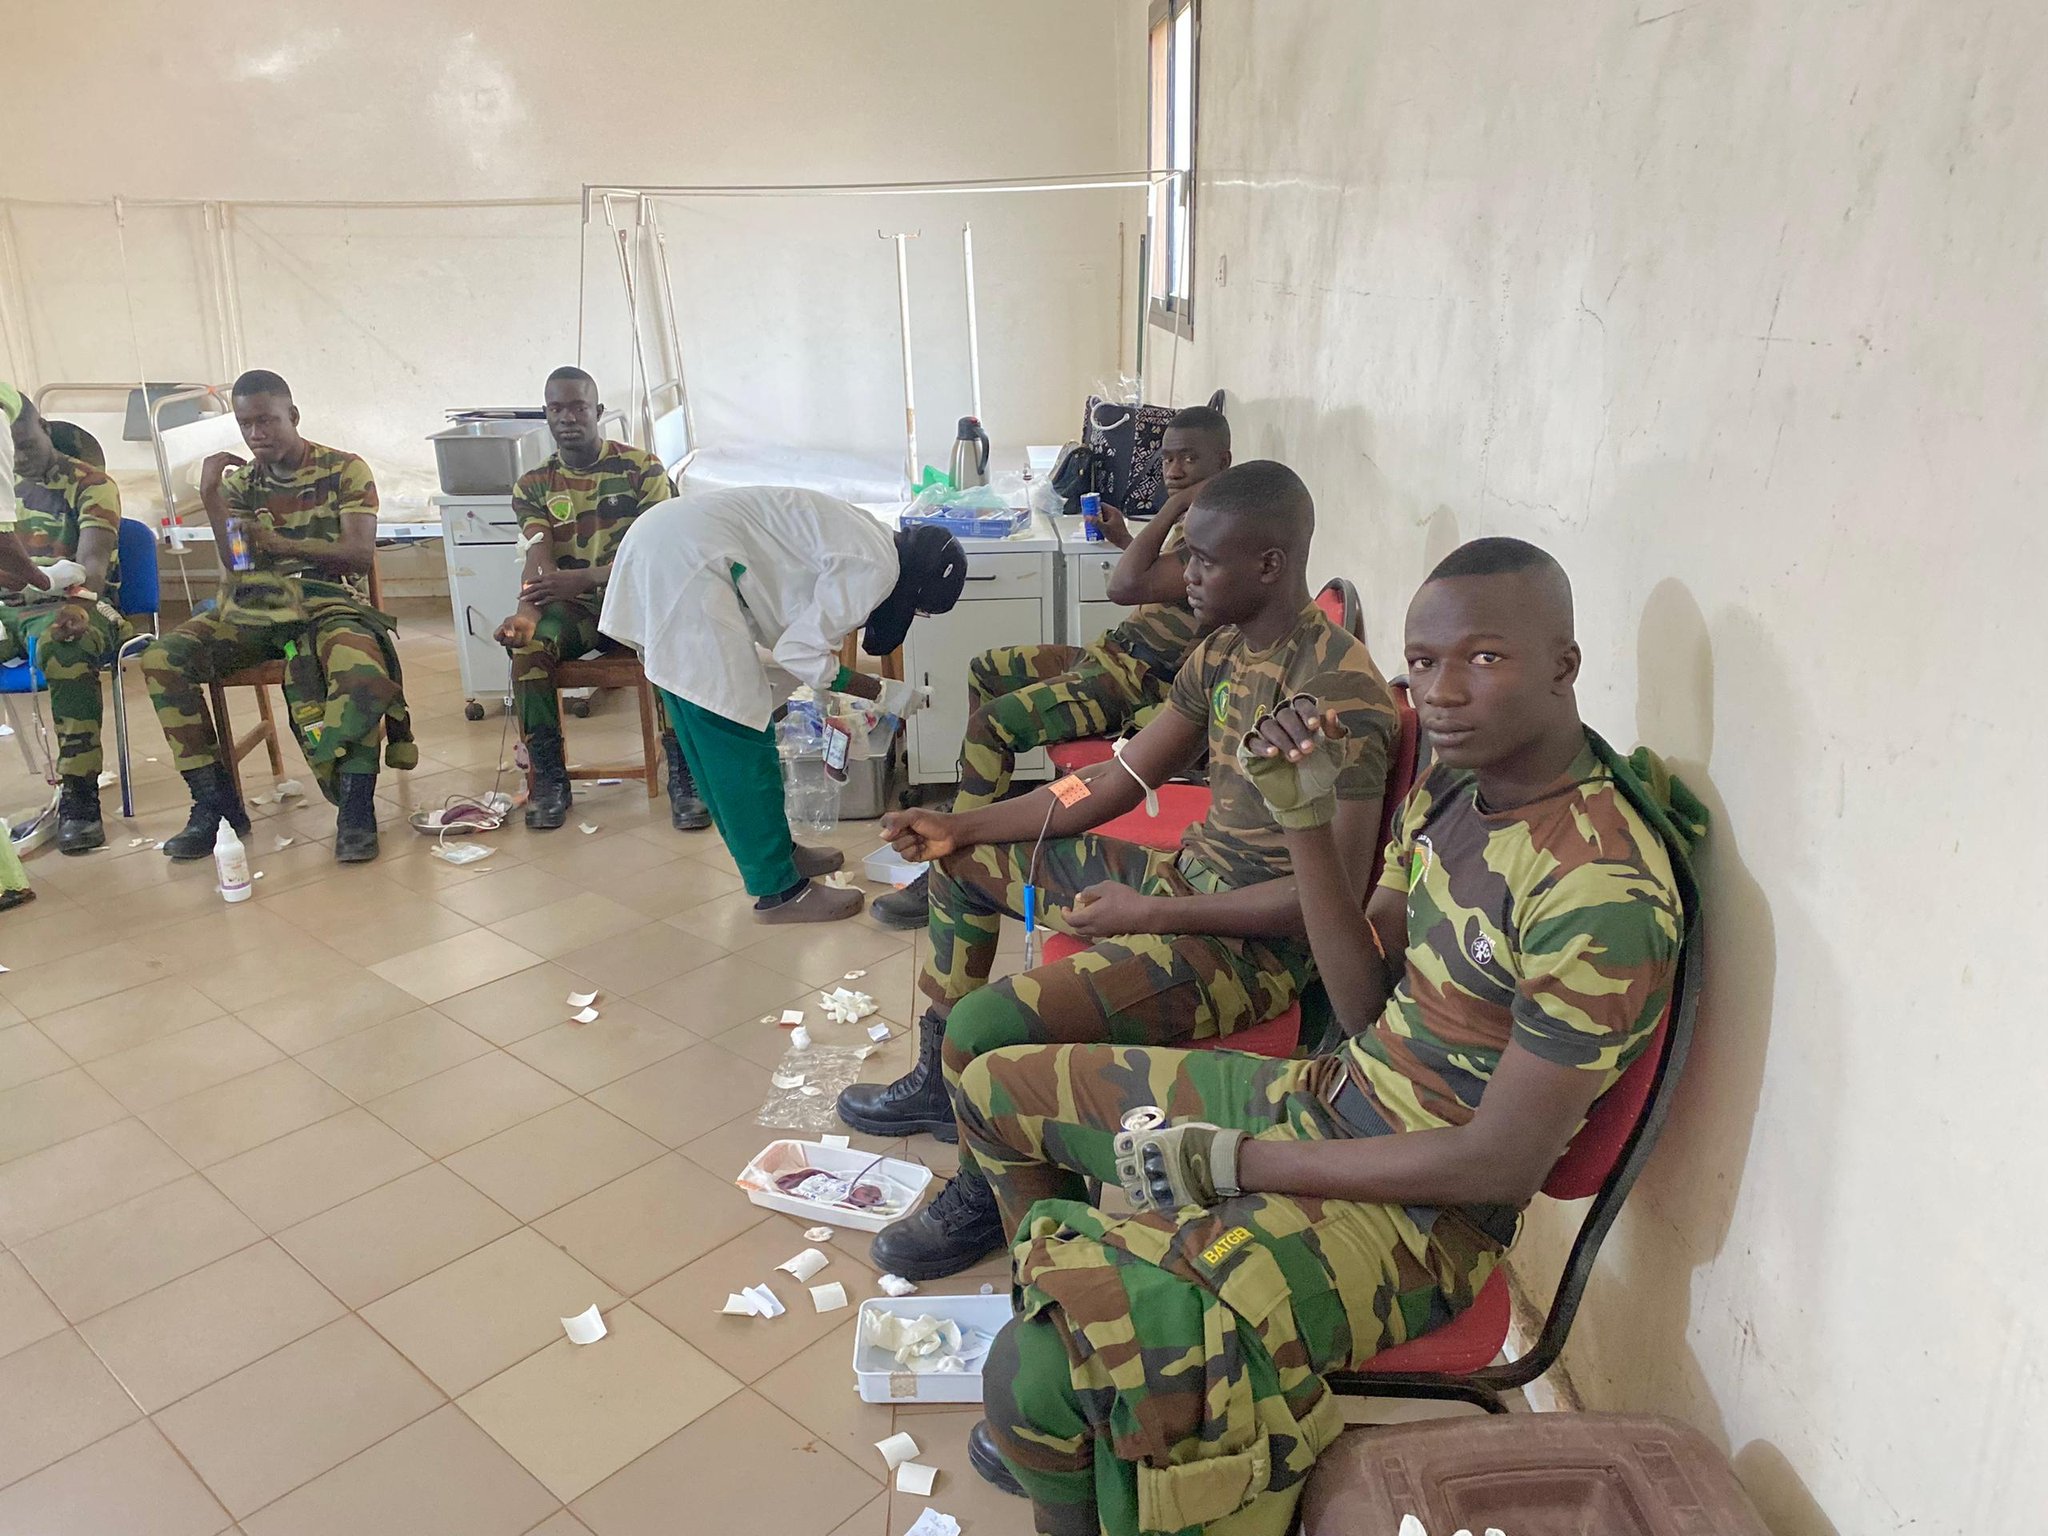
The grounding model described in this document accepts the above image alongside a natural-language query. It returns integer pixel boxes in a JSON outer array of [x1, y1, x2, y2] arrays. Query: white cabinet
[[435, 494, 524, 718], [1064, 540, 1135, 649]]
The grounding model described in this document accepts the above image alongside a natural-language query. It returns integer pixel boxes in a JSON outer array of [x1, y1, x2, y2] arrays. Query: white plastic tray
[[736, 1139, 933, 1233], [862, 845, 928, 888], [852, 1293, 1015, 1403]]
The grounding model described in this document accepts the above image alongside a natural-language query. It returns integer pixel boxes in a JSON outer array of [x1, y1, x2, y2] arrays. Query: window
[[1148, 0, 1198, 339]]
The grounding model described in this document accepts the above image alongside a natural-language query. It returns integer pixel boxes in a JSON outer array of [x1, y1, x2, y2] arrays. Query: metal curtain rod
[[581, 170, 1164, 215], [1, 195, 579, 212]]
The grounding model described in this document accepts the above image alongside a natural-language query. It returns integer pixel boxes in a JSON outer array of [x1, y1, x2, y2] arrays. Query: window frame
[[1147, 0, 1199, 342]]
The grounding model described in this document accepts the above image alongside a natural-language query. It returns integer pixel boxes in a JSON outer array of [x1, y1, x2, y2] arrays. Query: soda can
[[224, 518, 254, 572], [1080, 492, 1104, 543]]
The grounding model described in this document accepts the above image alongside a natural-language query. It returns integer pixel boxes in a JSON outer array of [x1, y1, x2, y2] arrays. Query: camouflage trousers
[[961, 1043, 1507, 1536], [0, 601, 130, 777], [142, 607, 397, 776], [509, 599, 605, 735], [922, 835, 1313, 1198], [956, 641, 1171, 812]]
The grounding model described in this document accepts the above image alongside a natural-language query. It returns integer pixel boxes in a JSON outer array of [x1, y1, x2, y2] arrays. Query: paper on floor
[[273, 835, 294, 850], [873, 1431, 921, 1470], [571, 1006, 601, 1024], [778, 1247, 830, 1282], [900, 1510, 960, 1536], [96, 770, 116, 788], [579, 822, 599, 835], [843, 969, 867, 980], [810, 1281, 848, 1312], [867, 1021, 892, 1041], [561, 1305, 607, 1344], [789, 1025, 812, 1049], [780, 1008, 806, 1026], [819, 1133, 850, 1149], [895, 1462, 938, 1496], [771, 1070, 806, 1090], [819, 987, 877, 1024], [804, 1225, 835, 1242], [274, 778, 303, 798], [567, 989, 598, 1007], [877, 1273, 917, 1297]]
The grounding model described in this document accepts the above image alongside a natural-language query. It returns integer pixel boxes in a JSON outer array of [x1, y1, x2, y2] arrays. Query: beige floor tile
[[434, 864, 583, 926], [0, 1330, 143, 1487], [277, 1164, 520, 1308], [325, 901, 482, 965], [298, 1008, 491, 1102], [737, 920, 911, 991], [663, 889, 775, 952], [84, 1015, 285, 1115], [0, 1066, 127, 1162], [679, 836, 745, 878], [237, 971, 431, 1055], [878, 1407, 1031, 1534], [552, 923, 716, 997], [525, 1514, 595, 1536], [191, 938, 358, 1015], [206, 1108, 428, 1231], [366, 1051, 574, 1157], [594, 856, 745, 919], [34, 975, 224, 1063], [823, 1493, 892, 1536], [79, 1239, 344, 1412], [506, 1001, 695, 1094], [461, 1304, 742, 1504], [374, 929, 544, 1005], [142, 1060, 353, 1168], [717, 1009, 885, 1071], [260, 867, 416, 930], [532, 1154, 768, 1295], [360, 1228, 621, 1396], [240, 1404, 555, 1536], [0, 1020, 72, 1092], [0, 938, 186, 1020], [154, 1316, 444, 1520], [569, 1388, 876, 1536], [127, 905, 310, 967], [375, 843, 506, 896], [754, 1321, 899, 1475], [588, 1041, 771, 1147], [0, 1419, 232, 1536], [0, 1252, 66, 1358], [14, 1173, 263, 1322], [522, 834, 681, 887], [437, 961, 613, 1046], [488, 892, 652, 960], [630, 952, 811, 1038], [634, 1218, 883, 1385], [445, 1100, 665, 1222], [0, 1118, 190, 1246]]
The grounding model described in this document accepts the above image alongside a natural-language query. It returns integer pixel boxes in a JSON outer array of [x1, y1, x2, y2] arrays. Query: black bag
[[1066, 388, 1226, 517]]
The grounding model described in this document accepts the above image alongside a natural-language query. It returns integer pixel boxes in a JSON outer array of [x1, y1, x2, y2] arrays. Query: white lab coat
[[600, 485, 899, 732]]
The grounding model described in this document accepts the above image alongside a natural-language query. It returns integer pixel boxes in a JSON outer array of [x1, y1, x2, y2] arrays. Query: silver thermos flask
[[949, 416, 990, 490]]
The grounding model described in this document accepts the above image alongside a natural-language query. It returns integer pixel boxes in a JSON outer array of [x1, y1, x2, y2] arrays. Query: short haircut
[[232, 369, 292, 402], [1427, 536, 1574, 635], [1166, 404, 1230, 451], [546, 365, 598, 393], [1193, 459, 1314, 549]]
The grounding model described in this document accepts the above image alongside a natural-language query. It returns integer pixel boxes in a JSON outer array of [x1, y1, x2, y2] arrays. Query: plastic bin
[[852, 1293, 1015, 1404], [862, 845, 927, 887], [429, 420, 553, 495], [735, 1139, 934, 1233]]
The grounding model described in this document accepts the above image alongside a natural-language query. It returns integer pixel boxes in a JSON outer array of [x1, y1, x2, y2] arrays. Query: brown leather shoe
[[754, 880, 864, 924], [793, 844, 846, 878]]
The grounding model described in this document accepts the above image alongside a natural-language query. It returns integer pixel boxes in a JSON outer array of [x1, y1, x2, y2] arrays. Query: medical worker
[[601, 486, 966, 924]]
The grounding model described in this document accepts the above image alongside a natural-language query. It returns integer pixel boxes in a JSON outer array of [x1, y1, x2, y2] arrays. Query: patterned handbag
[[1072, 388, 1227, 517]]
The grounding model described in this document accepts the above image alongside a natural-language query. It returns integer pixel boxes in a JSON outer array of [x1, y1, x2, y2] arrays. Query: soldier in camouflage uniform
[[492, 366, 702, 832], [874, 407, 1232, 929], [142, 370, 411, 863], [840, 462, 1399, 1283], [3, 399, 131, 853], [954, 538, 1704, 1536]]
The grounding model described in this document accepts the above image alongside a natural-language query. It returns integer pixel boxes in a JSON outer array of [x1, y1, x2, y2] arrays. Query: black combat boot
[[871, 869, 929, 930], [334, 772, 381, 863], [868, 1168, 1008, 1280], [835, 1008, 956, 1141], [967, 1422, 1025, 1498], [160, 765, 251, 861], [663, 731, 711, 831], [56, 774, 105, 855], [524, 726, 571, 831]]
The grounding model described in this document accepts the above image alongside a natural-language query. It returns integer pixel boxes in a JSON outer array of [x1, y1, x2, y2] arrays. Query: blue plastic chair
[[0, 518, 163, 820]]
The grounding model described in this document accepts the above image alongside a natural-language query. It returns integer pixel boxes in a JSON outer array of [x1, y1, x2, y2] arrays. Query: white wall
[[1151, 4, 2048, 1532], [1, 1, 1144, 483]]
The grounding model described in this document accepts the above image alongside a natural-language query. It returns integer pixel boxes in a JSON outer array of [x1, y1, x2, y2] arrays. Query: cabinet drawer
[[1074, 550, 1124, 604], [959, 552, 1045, 598]]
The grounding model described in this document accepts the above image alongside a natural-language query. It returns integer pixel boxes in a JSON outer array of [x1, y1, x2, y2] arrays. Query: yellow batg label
[[1200, 1227, 1255, 1266]]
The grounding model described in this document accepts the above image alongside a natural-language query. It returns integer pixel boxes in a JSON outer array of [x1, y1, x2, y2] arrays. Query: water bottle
[[1080, 492, 1104, 543], [214, 822, 252, 903]]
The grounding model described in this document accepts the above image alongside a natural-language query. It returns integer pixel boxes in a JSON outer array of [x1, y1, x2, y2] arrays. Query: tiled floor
[[0, 605, 1031, 1535]]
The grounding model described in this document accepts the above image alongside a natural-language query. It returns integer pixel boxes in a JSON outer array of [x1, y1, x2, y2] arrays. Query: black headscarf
[[862, 525, 968, 656]]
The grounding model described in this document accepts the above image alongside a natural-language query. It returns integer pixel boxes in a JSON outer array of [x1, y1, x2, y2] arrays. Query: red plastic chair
[[1329, 930, 1705, 1411]]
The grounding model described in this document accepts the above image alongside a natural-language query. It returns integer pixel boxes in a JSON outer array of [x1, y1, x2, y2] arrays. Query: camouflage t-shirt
[[1342, 737, 1684, 1134], [1103, 524, 1203, 676], [10, 454, 123, 603], [223, 442, 379, 601], [1167, 602, 1398, 886], [513, 441, 671, 588]]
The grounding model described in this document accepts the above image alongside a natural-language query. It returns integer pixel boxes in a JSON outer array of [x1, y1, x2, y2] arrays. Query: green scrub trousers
[[657, 689, 800, 900]]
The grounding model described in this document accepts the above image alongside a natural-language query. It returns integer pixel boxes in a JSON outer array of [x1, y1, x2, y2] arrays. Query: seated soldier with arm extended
[[873, 405, 1233, 928], [141, 369, 412, 863], [953, 537, 1705, 1536], [3, 399, 128, 853], [837, 461, 1400, 1280]]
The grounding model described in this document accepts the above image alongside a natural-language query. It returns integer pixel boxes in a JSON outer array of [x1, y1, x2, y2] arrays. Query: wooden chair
[[206, 554, 384, 801], [534, 649, 662, 800]]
